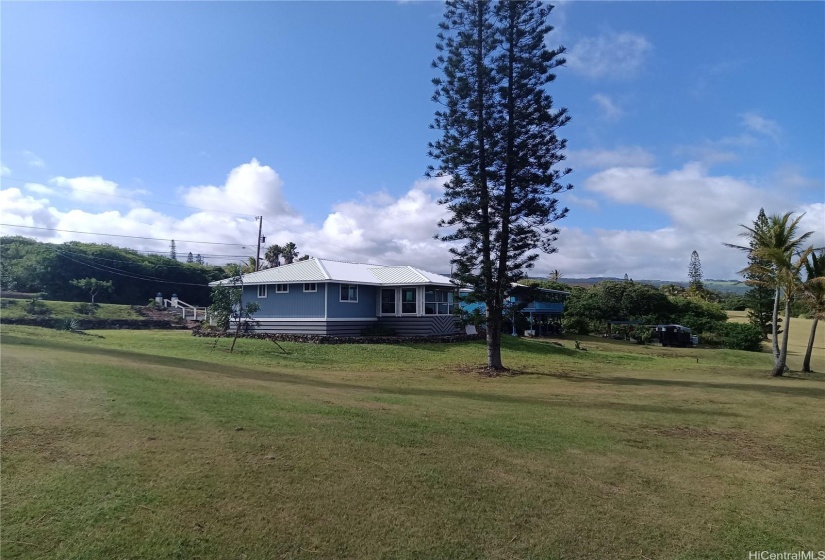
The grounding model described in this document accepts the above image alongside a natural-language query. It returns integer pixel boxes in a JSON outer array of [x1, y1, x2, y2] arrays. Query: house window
[[275, 284, 289, 293], [257, 285, 267, 298], [425, 288, 454, 315], [340, 284, 358, 302], [381, 288, 396, 314], [304, 283, 317, 292], [401, 288, 417, 314]]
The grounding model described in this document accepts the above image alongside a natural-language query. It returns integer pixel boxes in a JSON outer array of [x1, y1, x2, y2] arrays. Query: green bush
[[717, 322, 763, 352], [561, 315, 590, 335], [25, 298, 50, 316], [73, 302, 99, 315], [698, 332, 724, 348], [635, 328, 655, 345]]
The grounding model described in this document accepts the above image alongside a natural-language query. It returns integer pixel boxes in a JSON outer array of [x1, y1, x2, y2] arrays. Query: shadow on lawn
[[7, 335, 822, 410]]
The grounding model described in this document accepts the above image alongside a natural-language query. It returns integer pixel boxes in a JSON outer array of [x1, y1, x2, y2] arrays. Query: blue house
[[210, 258, 459, 336], [459, 283, 570, 335]]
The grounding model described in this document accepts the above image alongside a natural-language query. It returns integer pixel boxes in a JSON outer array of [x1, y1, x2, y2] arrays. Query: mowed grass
[[0, 298, 145, 321], [727, 311, 825, 372], [2, 325, 824, 560]]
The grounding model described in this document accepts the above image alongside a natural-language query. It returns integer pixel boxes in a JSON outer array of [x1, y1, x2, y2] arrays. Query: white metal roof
[[210, 258, 455, 287]]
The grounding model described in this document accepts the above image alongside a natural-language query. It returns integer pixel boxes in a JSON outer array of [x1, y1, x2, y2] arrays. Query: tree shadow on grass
[[3, 335, 754, 417]]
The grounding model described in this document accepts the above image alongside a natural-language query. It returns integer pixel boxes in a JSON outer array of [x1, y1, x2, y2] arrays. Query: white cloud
[[565, 194, 600, 212], [591, 93, 623, 121], [0, 162, 455, 272], [2, 160, 820, 283], [797, 203, 825, 244], [568, 146, 655, 169], [181, 158, 298, 221], [24, 182, 56, 196], [50, 176, 120, 203], [584, 163, 778, 230], [740, 112, 781, 142], [1, 164, 10, 176], [0, 188, 60, 231], [21, 150, 46, 168], [566, 32, 652, 79], [549, 163, 824, 279]]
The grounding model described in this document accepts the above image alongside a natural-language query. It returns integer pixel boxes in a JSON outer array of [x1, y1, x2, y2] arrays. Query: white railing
[[162, 298, 208, 321]]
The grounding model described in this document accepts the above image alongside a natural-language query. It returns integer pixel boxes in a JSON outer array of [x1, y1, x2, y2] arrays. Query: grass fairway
[[727, 311, 825, 372], [2, 326, 824, 559]]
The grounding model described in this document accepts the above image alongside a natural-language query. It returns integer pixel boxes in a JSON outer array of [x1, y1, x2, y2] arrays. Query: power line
[[260, 217, 409, 266], [1, 178, 429, 267], [0, 223, 250, 247], [0, 175, 256, 219], [47, 247, 211, 287]]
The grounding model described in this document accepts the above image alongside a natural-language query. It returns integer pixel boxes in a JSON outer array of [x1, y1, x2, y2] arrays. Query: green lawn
[[727, 310, 825, 372], [0, 298, 146, 321], [2, 325, 824, 559]]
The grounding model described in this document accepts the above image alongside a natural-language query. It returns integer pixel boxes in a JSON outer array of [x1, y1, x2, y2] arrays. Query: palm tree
[[240, 256, 258, 274], [281, 242, 299, 265], [264, 244, 282, 268], [728, 211, 814, 376], [801, 250, 825, 373]]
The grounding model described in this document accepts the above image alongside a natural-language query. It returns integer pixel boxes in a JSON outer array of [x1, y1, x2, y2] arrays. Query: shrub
[[73, 302, 99, 315], [561, 315, 590, 336], [55, 318, 81, 332], [635, 328, 655, 345], [25, 298, 50, 316], [717, 322, 763, 352], [698, 332, 724, 348], [361, 325, 397, 337]]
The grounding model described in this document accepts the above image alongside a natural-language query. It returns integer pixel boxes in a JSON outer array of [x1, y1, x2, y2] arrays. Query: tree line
[[0, 236, 229, 305], [533, 279, 763, 351]]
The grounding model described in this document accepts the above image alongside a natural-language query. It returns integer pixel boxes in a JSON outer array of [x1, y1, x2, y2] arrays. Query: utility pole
[[255, 216, 263, 271]]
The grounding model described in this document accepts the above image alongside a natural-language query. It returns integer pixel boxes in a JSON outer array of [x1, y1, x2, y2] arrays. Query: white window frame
[[340, 284, 358, 303], [400, 287, 417, 315], [380, 288, 396, 315], [257, 284, 268, 298], [303, 283, 317, 293], [424, 287, 454, 316], [275, 284, 289, 293]]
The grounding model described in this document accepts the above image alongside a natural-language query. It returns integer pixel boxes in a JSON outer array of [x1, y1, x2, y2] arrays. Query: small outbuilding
[[655, 324, 694, 347]]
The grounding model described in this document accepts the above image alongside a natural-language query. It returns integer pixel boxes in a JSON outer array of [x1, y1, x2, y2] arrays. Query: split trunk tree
[[430, 0, 571, 371]]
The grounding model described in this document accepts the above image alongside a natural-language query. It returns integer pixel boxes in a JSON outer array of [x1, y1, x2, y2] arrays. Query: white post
[[171, 293, 179, 308]]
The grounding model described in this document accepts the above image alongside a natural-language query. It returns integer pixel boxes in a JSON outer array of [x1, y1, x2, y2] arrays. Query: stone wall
[[2, 318, 186, 330], [191, 327, 481, 345]]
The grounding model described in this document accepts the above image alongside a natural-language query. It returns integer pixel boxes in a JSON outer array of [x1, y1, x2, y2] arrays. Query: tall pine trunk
[[486, 306, 503, 370], [474, 3, 497, 371], [802, 317, 819, 373], [771, 287, 781, 362], [771, 296, 791, 377]]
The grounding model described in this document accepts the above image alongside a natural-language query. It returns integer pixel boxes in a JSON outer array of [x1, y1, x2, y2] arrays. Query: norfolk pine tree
[[430, 0, 571, 371], [688, 250, 703, 291], [744, 209, 775, 339]]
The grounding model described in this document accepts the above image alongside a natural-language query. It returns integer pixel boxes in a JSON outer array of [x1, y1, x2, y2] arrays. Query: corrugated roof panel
[[413, 268, 454, 285], [210, 258, 455, 286], [368, 266, 428, 284]]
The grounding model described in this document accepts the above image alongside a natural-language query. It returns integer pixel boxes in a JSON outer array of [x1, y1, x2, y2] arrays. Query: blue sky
[[2, 1, 823, 280]]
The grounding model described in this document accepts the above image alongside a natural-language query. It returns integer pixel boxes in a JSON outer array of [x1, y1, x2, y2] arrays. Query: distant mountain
[[527, 276, 750, 295]]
